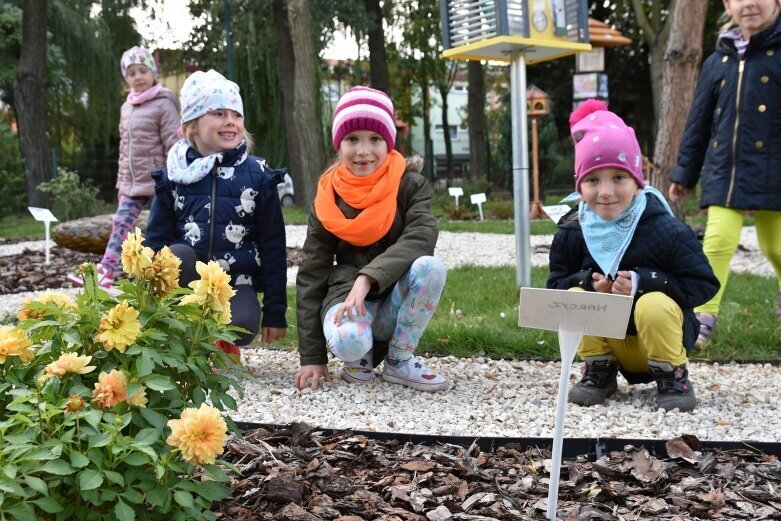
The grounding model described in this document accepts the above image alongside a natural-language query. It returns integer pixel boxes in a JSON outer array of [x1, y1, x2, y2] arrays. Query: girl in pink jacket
[[67, 46, 180, 288]]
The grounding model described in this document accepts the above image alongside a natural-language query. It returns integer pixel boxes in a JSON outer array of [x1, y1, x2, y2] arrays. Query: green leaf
[[120, 488, 144, 504], [114, 498, 136, 521], [173, 490, 194, 508], [192, 386, 206, 405], [33, 496, 64, 513], [78, 469, 103, 490], [137, 349, 155, 377], [103, 470, 125, 486], [220, 392, 238, 410], [143, 375, 175, 392], [41, 460, 75, 476], [133, 428, 161, 445], [4, 502, 36, 521], [70, 451, 90, 468], [144, 486, 169, 507], [83, 409, 103, 430], [88, 432, 112, 448], [2, 463, 17, 479], [122, 453, 148, 466], [0, 478, 27, 496], [139, 407, 168, 430], [23, 475, 48, 496], [194, 481, 231, 502]]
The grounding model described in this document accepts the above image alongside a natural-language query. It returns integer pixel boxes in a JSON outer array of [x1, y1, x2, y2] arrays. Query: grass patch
[[0, 214, 48, 240], [267, 266, 780, 362], [438, 219, 557, 235], [282, 204, 308, 225]]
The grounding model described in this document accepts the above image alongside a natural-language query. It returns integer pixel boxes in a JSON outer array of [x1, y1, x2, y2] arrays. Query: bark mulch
[[215, 424, 781, 520], [0, 245, 304, 294]]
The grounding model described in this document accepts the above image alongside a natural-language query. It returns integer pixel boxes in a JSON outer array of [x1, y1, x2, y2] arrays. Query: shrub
[[0, 123, 26, 220], [485, 199, 514, 220], [0, 229, 243, 520], [38, 167, 101, 221]]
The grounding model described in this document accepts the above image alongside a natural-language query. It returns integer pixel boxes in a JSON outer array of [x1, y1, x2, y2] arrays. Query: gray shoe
[[568, 356, 618, 406], [649, 361, 697, 412]]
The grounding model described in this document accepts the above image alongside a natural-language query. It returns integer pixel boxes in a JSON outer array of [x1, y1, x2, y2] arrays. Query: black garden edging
[[234, 421, 781, 459]]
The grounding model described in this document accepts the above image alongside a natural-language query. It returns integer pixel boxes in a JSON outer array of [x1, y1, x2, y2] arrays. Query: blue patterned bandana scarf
[[576, 186, 673, 278]]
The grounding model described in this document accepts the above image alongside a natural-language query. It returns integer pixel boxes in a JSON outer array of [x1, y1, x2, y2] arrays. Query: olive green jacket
[[296, 163, 438, 366]]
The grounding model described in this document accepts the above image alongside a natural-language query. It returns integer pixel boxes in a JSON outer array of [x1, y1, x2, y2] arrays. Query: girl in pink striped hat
[[295, 86, 449, 393]]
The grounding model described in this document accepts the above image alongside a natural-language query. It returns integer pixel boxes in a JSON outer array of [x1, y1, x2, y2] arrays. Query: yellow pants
[[572, 289, 688, 370], [696, 206, 781, 316]]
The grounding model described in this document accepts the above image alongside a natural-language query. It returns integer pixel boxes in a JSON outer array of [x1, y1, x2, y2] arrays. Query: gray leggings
[[169, 244, 260, 346]]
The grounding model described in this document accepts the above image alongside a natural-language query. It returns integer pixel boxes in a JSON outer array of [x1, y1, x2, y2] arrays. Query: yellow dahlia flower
[[121, 227, 154, 278], [18, 291, 77, 320], [144, 246, 181, 297], [0, 326, 34, 364], [95, 300, 141, 353], [180, 261, 235, 324], [91, 370, 128, 409], [167, 403, 228, 465], [44, 353, 96, 378]]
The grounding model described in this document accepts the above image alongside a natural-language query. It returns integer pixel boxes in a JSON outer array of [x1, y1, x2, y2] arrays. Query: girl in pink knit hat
[[295, 86, 449, 393], [66, 46, 180, 289], [547, 100, 719, 412]]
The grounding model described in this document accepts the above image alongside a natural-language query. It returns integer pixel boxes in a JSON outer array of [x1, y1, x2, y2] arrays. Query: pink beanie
[[570, 99, 644, 192], [332, 86, 396, 152]]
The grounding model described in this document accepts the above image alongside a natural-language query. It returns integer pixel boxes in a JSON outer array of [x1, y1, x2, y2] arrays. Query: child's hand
[[592, 272, 613, 293], [668, 182, 687, 203], [611, 271, 634, 295], [334, 274, 375, 326], [262, 327, 286, 344], [295, 364, 332, 391]]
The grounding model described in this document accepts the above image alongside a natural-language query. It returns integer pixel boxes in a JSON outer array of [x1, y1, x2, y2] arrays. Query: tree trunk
[[651, 0, 708, 217], [14, 0, 53, 208], [467, 60, 487, 182], [439, 85, 454, 178], [273, 0, 305, 202], [421, 81, 434, 181], [287, 0, 326, 210], [364, 0, 390, 95], [631, 0, 676, 130]]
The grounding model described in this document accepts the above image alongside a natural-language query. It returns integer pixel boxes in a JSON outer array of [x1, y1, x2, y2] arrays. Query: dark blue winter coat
[[670, 15, 781, 211], [145, 144, 288, 328], [547, 195, 720, 351]]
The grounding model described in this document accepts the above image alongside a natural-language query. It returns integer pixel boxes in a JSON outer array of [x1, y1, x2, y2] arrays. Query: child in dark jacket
[[547, 100, 719, 412], [294, 87, 448, 393], [145, 69, 287, 357]]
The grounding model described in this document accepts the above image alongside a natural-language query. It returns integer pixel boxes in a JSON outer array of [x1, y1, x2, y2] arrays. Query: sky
[[129, 0, 360, 60]]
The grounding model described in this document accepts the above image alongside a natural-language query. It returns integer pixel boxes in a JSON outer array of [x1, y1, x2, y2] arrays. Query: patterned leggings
[[100, 195, 151, 275], [323, 256, 447, 365]]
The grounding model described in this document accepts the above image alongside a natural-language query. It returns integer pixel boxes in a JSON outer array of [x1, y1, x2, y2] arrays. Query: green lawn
[[270, 266, 780, 362]]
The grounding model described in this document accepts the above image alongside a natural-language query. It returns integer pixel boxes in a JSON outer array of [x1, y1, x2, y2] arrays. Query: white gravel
[[3, 225, 779, 443]]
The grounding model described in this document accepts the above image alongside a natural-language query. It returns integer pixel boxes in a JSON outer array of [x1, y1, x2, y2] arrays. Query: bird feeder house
[[439, 0, 591, 64], [526, 85, 551, 116]]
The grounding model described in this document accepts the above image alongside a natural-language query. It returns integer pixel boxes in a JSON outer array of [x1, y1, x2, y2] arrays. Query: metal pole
[[224, 0, 234, 80], [510, 52, 531, 288]]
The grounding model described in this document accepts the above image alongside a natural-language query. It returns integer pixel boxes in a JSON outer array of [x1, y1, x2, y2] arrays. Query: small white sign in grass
[[28, 206, 58, 265], [542, 204, 572, 224], [519, 288, 633, 520], [448, 186, 464, 209], [470, 193, 487, 221]]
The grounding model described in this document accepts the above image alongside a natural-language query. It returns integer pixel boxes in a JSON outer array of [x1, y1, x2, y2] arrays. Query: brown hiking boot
[[568, 356, 618, 406], [649, 361, 697, 412]]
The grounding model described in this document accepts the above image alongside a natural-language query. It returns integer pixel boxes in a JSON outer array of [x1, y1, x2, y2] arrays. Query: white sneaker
[[341, 350, 376, 384], [382, 356, 450, 392]]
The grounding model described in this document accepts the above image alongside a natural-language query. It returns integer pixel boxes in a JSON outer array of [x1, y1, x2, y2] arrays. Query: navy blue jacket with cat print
[[145, 143, 287, 328]]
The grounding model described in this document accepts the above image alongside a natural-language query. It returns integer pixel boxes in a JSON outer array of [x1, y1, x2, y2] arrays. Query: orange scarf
[[314, 150, 406, 246]]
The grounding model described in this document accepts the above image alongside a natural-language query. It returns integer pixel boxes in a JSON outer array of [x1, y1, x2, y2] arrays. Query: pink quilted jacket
[[116, 88, 180, 198]]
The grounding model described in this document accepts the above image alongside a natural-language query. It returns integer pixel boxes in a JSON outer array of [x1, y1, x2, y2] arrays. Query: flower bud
[[65, 395, 85, 413]]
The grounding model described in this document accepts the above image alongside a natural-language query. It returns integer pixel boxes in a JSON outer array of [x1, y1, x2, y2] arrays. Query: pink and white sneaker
[[382, 355, 450, 392]]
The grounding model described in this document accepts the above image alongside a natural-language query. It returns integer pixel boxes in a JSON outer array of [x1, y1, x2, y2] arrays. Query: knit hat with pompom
[[569, 99, 644, 192], [331, 86, 397, 152]]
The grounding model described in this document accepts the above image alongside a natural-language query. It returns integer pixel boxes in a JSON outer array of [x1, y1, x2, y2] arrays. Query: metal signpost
[[440, 0, 591, 288]]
